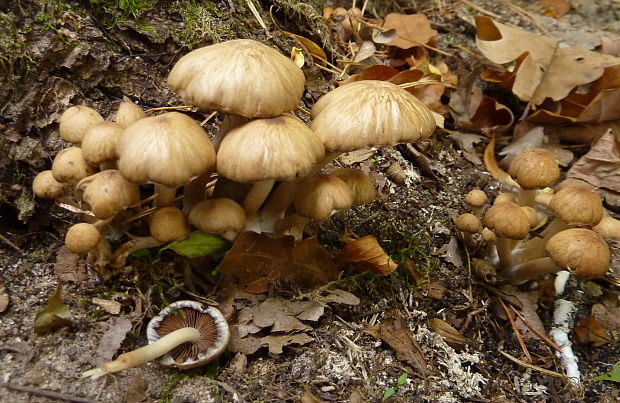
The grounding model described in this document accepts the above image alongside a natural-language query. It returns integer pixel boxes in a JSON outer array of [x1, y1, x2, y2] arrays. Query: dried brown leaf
[[53, 246, 86, 284], [300, 388, 327, 403], [219, 232, 340, 288], [339, 149, 375, 165], [428, 318, 474, 346], [252, 298, 310, 332], [382, 13, 437, 49], [95, 317, 133, 364], [317, 289, 360, 305], [33, 285, 72, 335], [125, 376, 147, 403], [337, 235, 398, 275], [575, 315, 612, 346], [92, 297, 121, 315], [592, 303, 620, 341], [540, 0, 572, 17]]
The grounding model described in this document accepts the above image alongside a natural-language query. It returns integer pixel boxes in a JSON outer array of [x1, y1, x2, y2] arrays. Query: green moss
[[0, 12, 33, 89], [87, 0, 153, 31], [170, 0, 234, 48]]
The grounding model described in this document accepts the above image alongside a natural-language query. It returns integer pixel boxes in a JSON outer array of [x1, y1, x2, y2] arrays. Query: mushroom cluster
[[455, 148, 617, 284]]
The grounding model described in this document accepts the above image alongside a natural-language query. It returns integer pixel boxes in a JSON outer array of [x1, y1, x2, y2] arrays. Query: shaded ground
[[1, 0, 620, 402]]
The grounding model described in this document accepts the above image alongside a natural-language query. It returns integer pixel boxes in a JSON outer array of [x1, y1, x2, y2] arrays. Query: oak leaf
[[337, 235, 397, 275], [382, 13, 437, 49]]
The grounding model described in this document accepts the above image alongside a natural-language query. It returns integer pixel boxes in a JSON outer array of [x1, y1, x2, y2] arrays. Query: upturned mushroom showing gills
[[82, 301, 229, 379], [117, 112, 216, 207]]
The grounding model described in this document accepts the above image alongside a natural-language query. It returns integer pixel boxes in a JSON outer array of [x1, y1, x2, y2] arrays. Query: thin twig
[[499, 297, 531, 363], [2, 383, 100, 403], [200, 111, 218, 126], [498, 350, 569, 379], [511, 306, 562, 353], [456, 0, 501, 19], [0, 233, 20, 251], [144, 105, 196, 113]]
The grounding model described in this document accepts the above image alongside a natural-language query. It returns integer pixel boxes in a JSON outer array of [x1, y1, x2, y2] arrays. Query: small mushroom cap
[[549, 186, 603, 226], [494, 192, 516, 205], [149, 207, 191, 243], [147, 300, 230, 369], [456, 213, 481, 233], [168, 39, 305, 117], [481, 227, 496, 243], [118, 112, 216, 188], [115, 100, 147, 128], [52, 147, 96, 183], [546, 228, 610, 279], [189, 198, 246, 234], [216, 115, 325, 183], [593, 215, 620, 239], [81, 122, 123, 166], [59, 106, 105, 145], [77, 170, 140, 219], [484, 202, 530, 239], [33, 170, 69, 199], [330, 168, 376, 206], [65, 223, 100, 254], [508, 148, 560, 190], [521, 206, 539, 228], [465, 189, 487, 208], [294, 175, 354, 221], [310, 80, 436, 152]]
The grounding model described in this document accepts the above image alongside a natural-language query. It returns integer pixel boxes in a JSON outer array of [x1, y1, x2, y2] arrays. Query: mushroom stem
[[82, 327, 202, 379], [496, 237, 514, 271], [512, 219, 567, 264], [242, 179, 275, 217], [517, 189, 536, 207], [110, 235, 164, 268], [183, 171, 212, 213], [507, 257, 560, 283], [155, 185, 178, 207]]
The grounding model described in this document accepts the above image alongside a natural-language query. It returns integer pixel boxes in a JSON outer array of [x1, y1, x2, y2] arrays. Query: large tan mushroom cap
[[65, 223, 101, 254], [77, 170, 140, 219], [81, 122, 123, 166], [52, 147, 96, 183], [330, 168, 376, 206], [310, 80, 436, 151], [484, 202, 530, 239], [217, 115, 325, 183], [294, 175, 353, 221], [456, 213, 481, 233], [33, 170, 69, 199], [168, 39, 305, 117], [465, 189, 487, 209], [59, 106, 105, 145], [549, 186, 603, 226], [546, 228, 610, 279], [117, 112, 216, 188], [189, 198, 246, 234], [508, 148, 560, 190], [149, 207, 191, 243]]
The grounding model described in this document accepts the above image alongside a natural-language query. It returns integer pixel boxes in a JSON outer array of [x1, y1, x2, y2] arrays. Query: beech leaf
[[337, 235, 398, 275], [161, 231, 230, 259], [382, 13, 437, 49], [219, 232, 340, 287], [34, 286, 72, 335]]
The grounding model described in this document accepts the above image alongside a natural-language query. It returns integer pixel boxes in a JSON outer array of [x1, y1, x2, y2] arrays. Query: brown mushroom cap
[[32, 170, 69, 199], [481, 227, 496, 243], [310, 80, 436, 152], [189, 198, 246, 234], [521, 206, 539, 228], [465, 189, 487, 209], [545, 228, 610, 279], [77, 170, 140, 219], [168, 39, 305, 117], [52, 146, 96, 183], [508, 148, 560, 190], [549, 186, 603, 226], [456, 213, 481, 233], [59, 106, 105, 145], [294, 175, 354, 221], [81, 122, 123, 166], [115, 100, 147, 128], [216, 115, 325, 183], [330, 168, 376, 206], [117, 112, 216, 188], [484, 202, 530, 240], [149, 207, 191, 243], [65, 223, 101, 254], [146, 300, 230, 369], [494, 192, 516, 205]]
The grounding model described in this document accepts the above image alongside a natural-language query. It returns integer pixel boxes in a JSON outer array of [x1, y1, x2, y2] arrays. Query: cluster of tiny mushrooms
[[30, 39, 618, 378]]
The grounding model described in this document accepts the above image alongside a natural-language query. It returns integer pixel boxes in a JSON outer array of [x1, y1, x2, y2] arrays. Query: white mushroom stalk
[[550, 299, 580, 386]]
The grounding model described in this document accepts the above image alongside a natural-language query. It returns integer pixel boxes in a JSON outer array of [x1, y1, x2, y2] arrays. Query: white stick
[[549, 299, 580, 386]]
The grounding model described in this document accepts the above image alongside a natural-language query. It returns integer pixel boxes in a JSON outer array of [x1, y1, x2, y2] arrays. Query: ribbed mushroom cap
[[149, 207, 191, 243], [330, 168, 376, 206], [484, 202, 530, 239], [294, 175, 354, 221], [65, 223, 101, 254], [147, 300, 230, 369], [546, 228, 610, 279], [508, 148, 560, 190], [217, 115, 324, 183], [52, 147, 96, 183], [81, 122, 123, 166], [168, 39, 305, 117], [456, 213, 481, 233], [189, 198, 246, 234], [465, 189, 487, 209], [117, 112, 216, 188], [549, 186, 603, 226], [59, 106, 105, 145], [33, 170, 69, 199], [115, 100, 147, 128], [77, 170, 140, 219], [310, 80, 436, 152]]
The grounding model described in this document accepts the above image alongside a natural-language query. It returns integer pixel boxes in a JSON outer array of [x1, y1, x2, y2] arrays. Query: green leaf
[[34, 285, 72, 335], [383, 387, 396, 399], [397, 373, 408, 386], [130, 248, 151, 258], [161, 231, 230, 259], [594, 361, 620, 383]]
